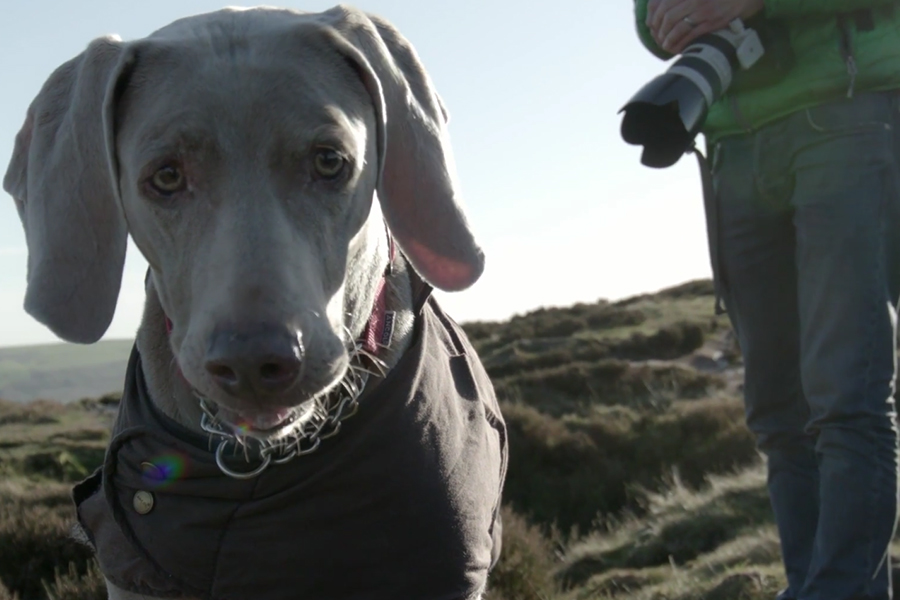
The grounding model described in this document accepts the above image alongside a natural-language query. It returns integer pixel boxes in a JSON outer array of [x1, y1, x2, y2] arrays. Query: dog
[[3, 5, 507, 599]]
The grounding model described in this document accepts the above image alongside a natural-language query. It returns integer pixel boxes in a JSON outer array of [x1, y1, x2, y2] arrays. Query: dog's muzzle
[[197, 339, 374, 479]]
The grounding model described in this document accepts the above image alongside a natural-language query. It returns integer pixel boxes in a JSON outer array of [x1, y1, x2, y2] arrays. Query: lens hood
[[620, 74, 709, 168]]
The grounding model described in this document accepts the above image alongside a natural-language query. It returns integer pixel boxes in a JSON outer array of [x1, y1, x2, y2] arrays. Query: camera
[[620, 19, 765, 168]]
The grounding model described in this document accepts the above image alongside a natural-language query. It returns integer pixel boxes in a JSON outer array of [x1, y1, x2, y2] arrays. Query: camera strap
[[691, 144, 727, 316]]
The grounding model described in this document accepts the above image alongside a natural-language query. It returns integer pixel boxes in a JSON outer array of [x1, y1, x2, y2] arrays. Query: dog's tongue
[[221, 406, 293, 432]]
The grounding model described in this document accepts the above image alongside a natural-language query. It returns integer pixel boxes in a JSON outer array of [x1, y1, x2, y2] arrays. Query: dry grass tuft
[[42, 561, 107, 600]]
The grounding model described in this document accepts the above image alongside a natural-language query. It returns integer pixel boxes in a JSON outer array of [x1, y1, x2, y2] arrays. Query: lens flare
[[140, 454, 187, 488]]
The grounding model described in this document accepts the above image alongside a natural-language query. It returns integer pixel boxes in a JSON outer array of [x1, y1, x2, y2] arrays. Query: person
[[632, 1, 900, 599]]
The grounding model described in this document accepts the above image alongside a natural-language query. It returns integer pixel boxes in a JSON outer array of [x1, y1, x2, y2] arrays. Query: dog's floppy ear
[[321, 7, 485, 292], [3, 37, 131, 344]]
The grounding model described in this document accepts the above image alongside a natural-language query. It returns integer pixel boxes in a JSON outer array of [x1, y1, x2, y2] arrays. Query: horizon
[[0, 1, 711, 349], [0, 277, 712, 351]]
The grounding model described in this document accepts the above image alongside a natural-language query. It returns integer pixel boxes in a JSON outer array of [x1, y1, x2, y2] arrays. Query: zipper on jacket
[[837, 13, 859, 98], [844, 54, 858, 99], [837, 10, 877, 99]]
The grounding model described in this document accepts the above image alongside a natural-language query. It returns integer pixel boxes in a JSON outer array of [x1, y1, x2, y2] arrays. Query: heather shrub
[[0, 482, 95, 599], [500, 396, 758, 535], [0, 399, 63, 426], [495, 360, 725, 417], [463, 302, 649, 357], [612, 321, 706, 361], [483, 506, 560, 600]]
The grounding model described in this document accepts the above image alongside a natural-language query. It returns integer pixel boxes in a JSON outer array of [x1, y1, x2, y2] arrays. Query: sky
[[0, 0, 711, 348]]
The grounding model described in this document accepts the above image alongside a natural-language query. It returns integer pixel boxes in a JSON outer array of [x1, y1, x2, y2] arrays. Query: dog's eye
[[313, 148, 346, 179], [149, 164, 186, 195]]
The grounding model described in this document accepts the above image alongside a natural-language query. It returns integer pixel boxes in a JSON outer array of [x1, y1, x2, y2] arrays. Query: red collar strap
[[361, 233, 397, 355], [160, 232, 397, 357]]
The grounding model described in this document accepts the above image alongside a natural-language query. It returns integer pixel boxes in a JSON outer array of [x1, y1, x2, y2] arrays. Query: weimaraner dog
[[4, 5, 507, 599]]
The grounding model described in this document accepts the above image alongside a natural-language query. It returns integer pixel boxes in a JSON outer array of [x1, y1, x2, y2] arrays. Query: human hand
[[647, 0, 765, 54]]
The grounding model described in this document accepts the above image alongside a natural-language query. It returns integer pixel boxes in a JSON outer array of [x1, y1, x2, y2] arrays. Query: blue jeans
[[711, 91, 900, 600]]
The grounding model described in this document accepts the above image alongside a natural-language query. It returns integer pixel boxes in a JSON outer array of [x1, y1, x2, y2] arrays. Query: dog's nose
[[204, 325, 303, 397]]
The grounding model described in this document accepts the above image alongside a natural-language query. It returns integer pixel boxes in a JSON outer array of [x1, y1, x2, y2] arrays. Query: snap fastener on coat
[[133, 490, 155, 515]]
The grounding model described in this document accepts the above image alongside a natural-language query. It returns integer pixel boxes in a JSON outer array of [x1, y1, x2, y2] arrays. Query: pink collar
[[361, 234, 397, 355]]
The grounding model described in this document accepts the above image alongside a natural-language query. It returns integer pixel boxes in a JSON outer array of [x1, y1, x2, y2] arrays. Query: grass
[[0, 278, 809, 600], [481, 464, 788, 600], [558, 468, 774, 584], [0, 399, 113, 483]]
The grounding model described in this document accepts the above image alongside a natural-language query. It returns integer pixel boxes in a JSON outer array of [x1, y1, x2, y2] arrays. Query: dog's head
[[4, 6, 484, 436]]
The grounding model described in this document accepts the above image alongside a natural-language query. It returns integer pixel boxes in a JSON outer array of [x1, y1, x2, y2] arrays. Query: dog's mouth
[[200, 400, 316, 440], [192, 336, 378, 479]]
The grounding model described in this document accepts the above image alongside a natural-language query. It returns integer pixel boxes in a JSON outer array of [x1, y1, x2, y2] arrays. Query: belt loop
[[854, 8, 876, 31]]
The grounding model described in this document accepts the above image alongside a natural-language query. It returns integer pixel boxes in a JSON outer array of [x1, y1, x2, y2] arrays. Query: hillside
[[0, 278, 849, 600], [0, 340, 133, 403]]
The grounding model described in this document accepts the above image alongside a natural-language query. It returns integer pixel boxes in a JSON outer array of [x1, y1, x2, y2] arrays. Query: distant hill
[[0, 279, 727, 405], [0, 339, 133, 403]]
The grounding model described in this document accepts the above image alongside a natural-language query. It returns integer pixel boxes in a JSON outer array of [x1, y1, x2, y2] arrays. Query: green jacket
[[634, 0, 900, 143]]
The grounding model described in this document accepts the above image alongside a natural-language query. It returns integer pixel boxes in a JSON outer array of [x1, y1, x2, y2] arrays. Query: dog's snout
[[205, 325, 304, 397]]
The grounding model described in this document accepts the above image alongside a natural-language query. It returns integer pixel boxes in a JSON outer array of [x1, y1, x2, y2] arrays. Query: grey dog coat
[[73, 292, 508, 600]]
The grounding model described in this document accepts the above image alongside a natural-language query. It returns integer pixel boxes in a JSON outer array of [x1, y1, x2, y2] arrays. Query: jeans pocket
[[792, 120, 895, 187], [802, 92, 894, 136]]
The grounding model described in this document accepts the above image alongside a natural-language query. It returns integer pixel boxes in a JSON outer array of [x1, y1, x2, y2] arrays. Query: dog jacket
[[73, 294, 507, 600]]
